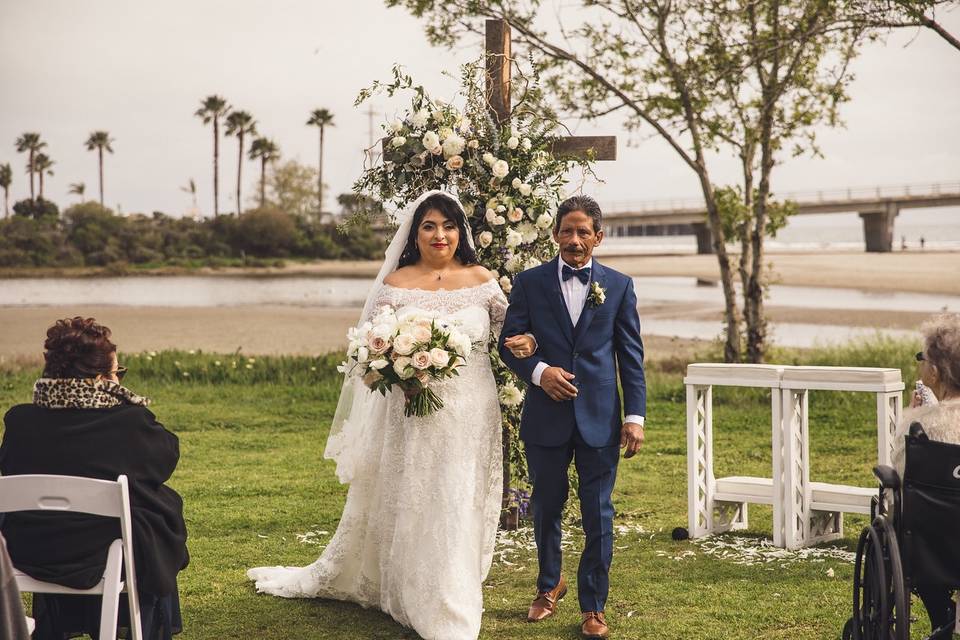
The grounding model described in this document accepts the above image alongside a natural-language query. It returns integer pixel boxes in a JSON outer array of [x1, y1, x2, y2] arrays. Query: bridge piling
[[859, 205, 899, 252], [692, 223, 714, 254]]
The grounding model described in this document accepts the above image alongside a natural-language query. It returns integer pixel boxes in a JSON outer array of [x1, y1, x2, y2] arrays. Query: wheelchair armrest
[[873, 464, 901, 491]]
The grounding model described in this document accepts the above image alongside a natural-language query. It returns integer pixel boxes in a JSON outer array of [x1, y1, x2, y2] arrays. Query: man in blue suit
[[499, 195, 646, 640]]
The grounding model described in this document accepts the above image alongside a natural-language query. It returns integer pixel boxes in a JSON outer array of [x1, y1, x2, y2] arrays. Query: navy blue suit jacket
[[498, 257, 646, 448]]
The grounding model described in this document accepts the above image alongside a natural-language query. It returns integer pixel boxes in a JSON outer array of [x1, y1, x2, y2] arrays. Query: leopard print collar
[[33, 377, 151, 410]]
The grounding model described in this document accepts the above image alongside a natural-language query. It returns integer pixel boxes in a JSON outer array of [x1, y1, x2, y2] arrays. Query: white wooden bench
[[686, 363, 904, 549]]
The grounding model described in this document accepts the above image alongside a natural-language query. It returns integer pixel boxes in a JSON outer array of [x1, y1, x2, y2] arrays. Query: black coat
[[0, 404, 189, 596]]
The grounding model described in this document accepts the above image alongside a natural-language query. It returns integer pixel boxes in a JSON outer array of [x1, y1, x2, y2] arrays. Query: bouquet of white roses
[[339, 305, 473, 417]]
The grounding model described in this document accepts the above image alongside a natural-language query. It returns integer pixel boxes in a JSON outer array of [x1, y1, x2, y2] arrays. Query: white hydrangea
[[409, 109, 429, 128], [517, 221, 538, 244], [442, 133, 465, 157], [505, 229, 522, 248], [499, 383, 524, 406], [525, 257, 542, 270], [492, 159, 509, 178]]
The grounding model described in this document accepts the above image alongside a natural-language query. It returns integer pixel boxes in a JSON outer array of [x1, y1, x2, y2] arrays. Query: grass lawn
[[0, 339, 936, 639]]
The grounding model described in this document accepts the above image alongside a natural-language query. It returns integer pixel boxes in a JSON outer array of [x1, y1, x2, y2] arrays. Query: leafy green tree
[[195, 95, 231, 217], [31, 153, 55, 201], [248, 137, 280, 207], [0, 163, 11, 218], [13, 197, 59, 221], [15, 132, 45, 201], [224, 110, 257, 215], [84, 131, 114, 207], [266, 159, 322, 219], [63, 201, 125, 265], [306, 108, 335, 215], [389, 1, 863, 362], [235, 206, 298, 256]]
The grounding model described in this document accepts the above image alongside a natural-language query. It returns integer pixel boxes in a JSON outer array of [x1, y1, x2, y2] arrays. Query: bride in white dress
[[248, 191, 509, 640]]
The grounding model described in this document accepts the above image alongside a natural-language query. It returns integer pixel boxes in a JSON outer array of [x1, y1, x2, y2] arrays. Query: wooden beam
[[550, 135, 617, 161], [485, 19, 511, 125]]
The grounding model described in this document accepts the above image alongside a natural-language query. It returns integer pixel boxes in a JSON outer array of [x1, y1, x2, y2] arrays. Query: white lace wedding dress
[[248, 280, 507, 640]]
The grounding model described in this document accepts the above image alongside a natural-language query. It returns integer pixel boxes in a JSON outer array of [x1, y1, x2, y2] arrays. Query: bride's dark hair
[[398, 193, 479, 268]]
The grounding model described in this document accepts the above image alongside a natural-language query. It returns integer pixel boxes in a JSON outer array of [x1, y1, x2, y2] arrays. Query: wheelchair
[[843, 422, 960, 640]]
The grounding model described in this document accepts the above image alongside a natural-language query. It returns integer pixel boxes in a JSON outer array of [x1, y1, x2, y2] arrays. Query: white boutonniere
[[588, 282, 606, 308]]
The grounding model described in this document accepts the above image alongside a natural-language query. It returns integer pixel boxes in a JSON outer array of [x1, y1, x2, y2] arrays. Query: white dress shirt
[[529, 258, 644, 427]]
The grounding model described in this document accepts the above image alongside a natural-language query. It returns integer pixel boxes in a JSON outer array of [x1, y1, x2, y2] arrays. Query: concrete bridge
[[601, 182, 960, 253]]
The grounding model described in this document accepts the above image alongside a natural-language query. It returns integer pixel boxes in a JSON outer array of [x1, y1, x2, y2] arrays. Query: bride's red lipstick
[[430, 242, 448, 248]]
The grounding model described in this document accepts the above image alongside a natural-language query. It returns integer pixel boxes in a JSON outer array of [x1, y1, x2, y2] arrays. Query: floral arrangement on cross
[[352, 59, 597, 520]]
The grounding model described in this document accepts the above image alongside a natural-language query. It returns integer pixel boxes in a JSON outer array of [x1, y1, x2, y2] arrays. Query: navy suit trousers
[[525, 430, 619, 613]]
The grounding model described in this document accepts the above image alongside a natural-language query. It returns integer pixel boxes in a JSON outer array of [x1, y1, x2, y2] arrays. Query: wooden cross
[[485, 19, 617, 162]]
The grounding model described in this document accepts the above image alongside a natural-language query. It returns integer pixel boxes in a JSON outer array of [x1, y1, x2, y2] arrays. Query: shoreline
[[2, 250, 957, 295]]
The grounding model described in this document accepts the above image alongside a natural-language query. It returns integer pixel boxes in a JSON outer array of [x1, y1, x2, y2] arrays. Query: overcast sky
[[1, 1, 958, 218]]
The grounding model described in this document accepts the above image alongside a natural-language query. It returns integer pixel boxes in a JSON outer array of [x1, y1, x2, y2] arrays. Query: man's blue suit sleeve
[[614, 278, 646, 417], [497, 274, 546, 384]]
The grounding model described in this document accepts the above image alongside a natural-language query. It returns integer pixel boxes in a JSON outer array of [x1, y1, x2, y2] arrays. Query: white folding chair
[[0, 474, 143, 640]]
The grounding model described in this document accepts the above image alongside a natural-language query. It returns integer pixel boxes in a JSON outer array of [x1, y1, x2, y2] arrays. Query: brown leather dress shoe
[[581, 611, 609, 639], [526, 576, 567, 622]]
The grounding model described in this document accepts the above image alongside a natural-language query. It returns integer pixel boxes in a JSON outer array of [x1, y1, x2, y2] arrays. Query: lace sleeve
[[362, 285, 394, 323], [488, 281, 509, 339]]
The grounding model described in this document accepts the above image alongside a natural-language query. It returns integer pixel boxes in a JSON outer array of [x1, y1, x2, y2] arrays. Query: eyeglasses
[[915, 351, 926, 362], [111, 366, 128, 381]]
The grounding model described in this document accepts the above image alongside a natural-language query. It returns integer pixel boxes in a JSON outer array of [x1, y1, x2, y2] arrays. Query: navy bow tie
[[562, 264, 591, 285]]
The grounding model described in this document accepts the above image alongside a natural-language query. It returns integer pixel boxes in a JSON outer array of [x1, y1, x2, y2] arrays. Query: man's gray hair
[[555, 195, 603, 233]]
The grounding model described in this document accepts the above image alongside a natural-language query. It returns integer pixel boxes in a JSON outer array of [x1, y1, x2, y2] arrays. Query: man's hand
[[540, 366, 578, 402], [504, 334, 536, 359], [621, 422, 644, 458]]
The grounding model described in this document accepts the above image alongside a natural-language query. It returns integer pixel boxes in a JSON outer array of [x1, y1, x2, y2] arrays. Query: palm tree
[[69, 182, 86, 202], [306, 108, 334, 215], [32, 153, 54, 200], [84, 131, 114, 207], [0, 163, 12, 218], [248, 137, 279, 207], [15, 132, 45, 201], [224, 110, 257, 215], [194, 95, 231, 217]]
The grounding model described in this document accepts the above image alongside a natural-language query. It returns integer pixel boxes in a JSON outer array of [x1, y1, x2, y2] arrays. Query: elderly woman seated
[[0, 317, 188, 640], [892, 313, 960, 634]]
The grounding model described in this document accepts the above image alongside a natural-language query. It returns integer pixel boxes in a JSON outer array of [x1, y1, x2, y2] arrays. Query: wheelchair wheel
[[851, 519, 909, 640]]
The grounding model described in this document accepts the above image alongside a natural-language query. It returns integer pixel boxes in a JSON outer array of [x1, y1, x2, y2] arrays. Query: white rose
[[512, 177, 522, 189], [438, 126, 454, 141], [467, 139, 479, 149], [508, 207, 523, 223], [478, 231, 493, 248], [393, 333, 416, 355], [411, 324, 432, 344], [521, 138, 532, 151], [409, 109, 429, 128], [367, 334, 390, 354], [499, 384, 524, 407], [390, 136, 406, 148], [393, 356, 414, 379], [493, 215, 506, 226], [482, 152, 495, 165], [496, 205, 506, 212], [388, 119, 403, 133], [422, 130, 440, 150], [536, 213, 554, 230], [429, 348, 450, 368], [463, 202, 475, 216], [492, 159, 509, 178], [370, 358, 389, 370], [505, 230, 522, 248], [490, 269, 499, 279], [519, 183, 532, 196], [411, 351, 432, 370], [499, 276, 513, 293], [442, 134, 465, 157], [448, 331, 472, 357], [485, 208, 497, 224], [507, 136, 519, 149], [445, 155, 464, 170], [525, 257, 542, 270]]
